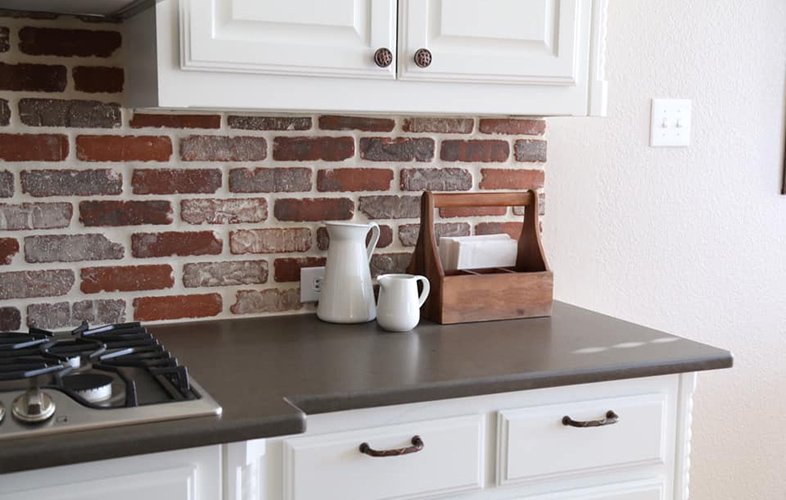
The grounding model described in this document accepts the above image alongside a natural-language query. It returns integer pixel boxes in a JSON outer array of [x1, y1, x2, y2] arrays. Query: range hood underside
[[0, 0, 157, 19]]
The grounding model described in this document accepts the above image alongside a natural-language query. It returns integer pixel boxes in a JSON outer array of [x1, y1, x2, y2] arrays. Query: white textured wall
[[545, 1, 786, 498]]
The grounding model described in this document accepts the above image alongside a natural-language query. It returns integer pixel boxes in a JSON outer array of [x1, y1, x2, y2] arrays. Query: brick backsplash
[[0, 15, 547, 329]]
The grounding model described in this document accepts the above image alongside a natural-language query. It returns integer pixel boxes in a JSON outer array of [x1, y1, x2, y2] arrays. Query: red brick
[[479, 169, 544, 190], [132, 231, 222, 258], [81, 264, 174, 293], [400, 168, 472, 191], [72, 299, 125, 326], [0, 171, 11, 198], [77, 135, 172, 162], [228, 116, 311, 131], [273, 137, 354, 162], [26, 302, 69, 329], [479, 119, 546, 136], [274, 257, 327, 282], [133, 294, 222, 321], [0, 99, 10, 126], [360, 137, 434, 162], [27, 299, 126, 330], [79, 200, 172, 227], [73, 66, 123, 93], [22, 169, 121, 197], [19, 27, 121, 57], [180, 135, 266, 162], [0, 307, 21, 330], [439, 206, 508, 218], [317, 168, 393, 192], [18, 98, 120, 128], [230, 228, 311, 255], [319, 115, 394, 132], [0, 269, 74, 299], [370, 253, 411, 278], [231, 288, 301, 315], [398, 223, 470, 247], [229, 167, 312, 193], [0, 202, 72, 230], [441, 140, 509, 162], [181, 198, 267, 225], [475, 222, 523, 240], [402, 117, 474, 134], [0, 27, 8, 52], [514, 140, 547, 162], [0, 238, 19, 264], [0, 134, 68, 161], [358, 195, 420, 219], [130, 113, 220, 129], [317, 224, 393, 250], [183, 260, 268, 288], [0, 62, 66, 92], [24, 234, 124, 263], [132, 169, 221, 195], [274, 198, 354, 222]]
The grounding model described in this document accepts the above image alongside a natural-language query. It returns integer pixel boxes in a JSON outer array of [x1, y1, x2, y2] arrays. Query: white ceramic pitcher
[[317, 222, 381, 324], [376, 274, 430, 332]]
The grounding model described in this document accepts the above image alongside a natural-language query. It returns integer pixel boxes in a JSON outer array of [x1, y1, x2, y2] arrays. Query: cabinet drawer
[[282, 415, 484, 500], [523, 478, 665, 499], [498, 394, 667, 485]]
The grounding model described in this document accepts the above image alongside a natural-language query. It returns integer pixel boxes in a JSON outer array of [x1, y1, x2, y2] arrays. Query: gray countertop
[[0, 302, 732, 473]]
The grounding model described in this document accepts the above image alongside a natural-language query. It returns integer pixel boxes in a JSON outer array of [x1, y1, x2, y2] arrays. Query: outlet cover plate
[[300, 266, 325, 303], [650, 98, 692, 147]]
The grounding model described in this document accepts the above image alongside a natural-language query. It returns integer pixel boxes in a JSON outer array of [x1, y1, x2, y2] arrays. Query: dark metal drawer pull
[[562, 410, 619, 428], [359, 435, 424, 457]]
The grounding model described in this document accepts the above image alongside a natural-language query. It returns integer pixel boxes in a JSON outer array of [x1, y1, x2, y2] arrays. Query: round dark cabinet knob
[[414, 48, 432, 68], [374, 48, 393, 68]]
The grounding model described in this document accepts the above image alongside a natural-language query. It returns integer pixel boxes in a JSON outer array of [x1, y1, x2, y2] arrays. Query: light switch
[[650, 98, 692, 147]]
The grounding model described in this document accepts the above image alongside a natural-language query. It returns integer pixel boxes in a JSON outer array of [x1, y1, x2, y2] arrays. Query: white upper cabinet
[[125, 0, 608, 116], [399, 0, 584, 85], [182, 0, 397, 78]]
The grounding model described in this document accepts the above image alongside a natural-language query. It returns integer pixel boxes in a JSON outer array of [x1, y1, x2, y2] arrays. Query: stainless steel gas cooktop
[[0, 321, 221, 440]]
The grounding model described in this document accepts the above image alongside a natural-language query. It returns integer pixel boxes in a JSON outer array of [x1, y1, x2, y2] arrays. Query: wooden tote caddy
[[407, 191, 553, 324]]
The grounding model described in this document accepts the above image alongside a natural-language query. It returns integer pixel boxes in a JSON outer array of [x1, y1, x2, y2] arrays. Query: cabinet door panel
[[0, 466, 195, 500], [0, 446, 220, 500], [399, 0, 590, 84], [183, 0, 397, 78]]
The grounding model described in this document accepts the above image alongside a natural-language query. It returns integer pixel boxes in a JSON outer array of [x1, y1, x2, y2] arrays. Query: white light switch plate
[[650, 98, 692, 147]]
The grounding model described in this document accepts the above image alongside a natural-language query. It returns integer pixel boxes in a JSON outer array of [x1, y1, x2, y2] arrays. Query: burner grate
[[0, 321, 193, 403]]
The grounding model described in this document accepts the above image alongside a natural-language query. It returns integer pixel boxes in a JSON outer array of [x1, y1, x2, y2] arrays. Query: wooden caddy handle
[[429, 191, 534, 209], [410, 190, 547, 277]]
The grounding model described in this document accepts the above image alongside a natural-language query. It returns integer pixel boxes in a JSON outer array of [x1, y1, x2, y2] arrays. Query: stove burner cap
[[63, 373, 114, 403], [11, 388, 56, 423]]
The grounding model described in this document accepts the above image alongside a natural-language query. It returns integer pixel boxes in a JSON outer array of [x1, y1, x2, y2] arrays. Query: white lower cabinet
[[0, 445, 221, 500], [0, 373, 697, 500], [238, 373, 695, 499]]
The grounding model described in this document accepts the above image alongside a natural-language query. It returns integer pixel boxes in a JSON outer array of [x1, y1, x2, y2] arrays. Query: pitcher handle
[[414, 275, 430, 307], [366, 222, 380, 263]]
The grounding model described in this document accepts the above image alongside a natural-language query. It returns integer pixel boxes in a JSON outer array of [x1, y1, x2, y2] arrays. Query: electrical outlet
[[300, 266, 325, 303]]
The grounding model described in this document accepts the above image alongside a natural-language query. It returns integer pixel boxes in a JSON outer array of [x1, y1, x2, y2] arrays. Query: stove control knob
[[0, 401, 5, 424], [12, 388, 56, 424]]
